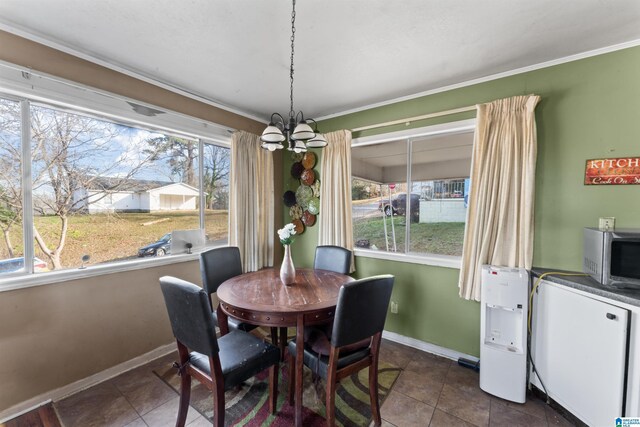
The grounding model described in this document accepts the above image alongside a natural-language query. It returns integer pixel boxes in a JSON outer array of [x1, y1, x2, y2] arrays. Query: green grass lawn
[[2, 211, 462, 271], [0, 210, 228, 270], [353, 217, 465, 256]]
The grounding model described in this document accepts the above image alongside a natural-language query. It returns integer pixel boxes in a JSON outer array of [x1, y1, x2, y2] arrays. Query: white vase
[[280, 245, 296, 285]]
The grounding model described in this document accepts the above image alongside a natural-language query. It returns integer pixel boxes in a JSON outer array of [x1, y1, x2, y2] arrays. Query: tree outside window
[[0, 96, 230, 275]]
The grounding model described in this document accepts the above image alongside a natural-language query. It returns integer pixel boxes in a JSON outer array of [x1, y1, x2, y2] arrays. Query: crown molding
[[0, 21, 267, 124], [317, 38, 640, 121], [2, 19, 639, 125]]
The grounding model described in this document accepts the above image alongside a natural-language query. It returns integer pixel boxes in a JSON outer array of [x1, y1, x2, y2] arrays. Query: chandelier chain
[[260, 0, 325, 152], [289, 0, 296, 118]]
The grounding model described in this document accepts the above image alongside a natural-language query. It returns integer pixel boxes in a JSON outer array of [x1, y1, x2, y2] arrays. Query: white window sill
[[354, 249, 462, 269], [0, 251, 204, 293]]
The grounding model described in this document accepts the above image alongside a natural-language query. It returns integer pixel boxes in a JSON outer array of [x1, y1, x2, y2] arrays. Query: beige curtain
[[458, 95, 541, 301], [318, 130, 355, 272], [229, 130, 274, 272]]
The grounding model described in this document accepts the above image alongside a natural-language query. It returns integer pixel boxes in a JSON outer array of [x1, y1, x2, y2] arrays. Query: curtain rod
[[351, 105, 476, 133]]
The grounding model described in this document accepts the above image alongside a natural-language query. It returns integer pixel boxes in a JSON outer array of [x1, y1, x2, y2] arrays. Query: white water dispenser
[[480, 265, 529, 403]]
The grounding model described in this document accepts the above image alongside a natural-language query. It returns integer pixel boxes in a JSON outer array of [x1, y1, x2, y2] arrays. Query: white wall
[[158, 194, 197, 210], [87, 191, 141, 213], [149, 192, 160, 211], [419, 199, 467, 223], [140, 193, 150, 211]]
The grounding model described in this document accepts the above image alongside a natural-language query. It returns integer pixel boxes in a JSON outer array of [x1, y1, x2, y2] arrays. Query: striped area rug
[[154, 356, 400, 426]]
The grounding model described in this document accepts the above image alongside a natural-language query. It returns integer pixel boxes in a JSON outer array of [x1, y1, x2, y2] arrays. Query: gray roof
[[84, 176, 174, 192]]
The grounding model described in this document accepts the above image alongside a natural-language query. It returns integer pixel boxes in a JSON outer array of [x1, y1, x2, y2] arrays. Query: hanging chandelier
[[260, 0, 327, 153]]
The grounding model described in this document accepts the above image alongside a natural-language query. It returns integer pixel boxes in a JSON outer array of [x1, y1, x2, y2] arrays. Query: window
[[202, 142, 230, 246], [351, 121, 474, 261], [0, 94, 230, 279], [0, 98, 25, 274]]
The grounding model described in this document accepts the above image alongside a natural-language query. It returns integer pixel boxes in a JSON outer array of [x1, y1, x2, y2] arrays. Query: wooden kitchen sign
[[584, 157, 640, 185]]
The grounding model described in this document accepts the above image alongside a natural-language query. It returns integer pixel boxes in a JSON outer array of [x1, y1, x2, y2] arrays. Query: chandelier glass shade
[[260, 0, 327, 153]]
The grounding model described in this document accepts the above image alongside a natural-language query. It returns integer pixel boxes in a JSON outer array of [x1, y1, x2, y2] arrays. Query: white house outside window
[[0, 95, 230, 279]]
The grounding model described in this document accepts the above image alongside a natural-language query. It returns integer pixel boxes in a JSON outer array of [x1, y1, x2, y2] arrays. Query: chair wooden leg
[[325, 347, 339, 427], [370, 333, 383, 426], [208, 357, 226, 427], [369, 362, 381, 426], [176, 342, 192, 427], [270, 327, 278, 346], [212, 385, 225, 427], [269, 364, 279, 414], [176, 371, 191, 427], [287, 353, 295, 405], [325, 378, 337, 427]]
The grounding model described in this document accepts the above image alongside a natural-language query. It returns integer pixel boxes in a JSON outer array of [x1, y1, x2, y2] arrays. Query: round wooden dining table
[[216, 268, 353, 427]]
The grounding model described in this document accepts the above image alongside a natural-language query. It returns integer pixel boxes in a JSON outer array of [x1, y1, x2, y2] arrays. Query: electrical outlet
[[390, 301, 398, 314], [599, 217, 615, 231]]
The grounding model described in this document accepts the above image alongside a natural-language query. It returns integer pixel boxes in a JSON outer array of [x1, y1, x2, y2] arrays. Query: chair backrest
[[331, 275, 394, 348], [314, 245, 352, 274], [200, 246, 243, 296], [159, 276, 219, 357]]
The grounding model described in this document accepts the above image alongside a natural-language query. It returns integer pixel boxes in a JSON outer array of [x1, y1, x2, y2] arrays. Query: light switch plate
[[599, 217, 615, 231]]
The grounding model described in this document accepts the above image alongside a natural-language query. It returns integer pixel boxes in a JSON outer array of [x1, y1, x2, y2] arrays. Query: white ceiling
[[1, 0, 640, 122]]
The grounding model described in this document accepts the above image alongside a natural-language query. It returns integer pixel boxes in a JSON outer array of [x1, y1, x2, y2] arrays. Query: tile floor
[[53, 339, 577, 427]]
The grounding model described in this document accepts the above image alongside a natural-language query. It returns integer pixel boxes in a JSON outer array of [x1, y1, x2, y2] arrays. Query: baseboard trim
[[1, 333, 476, 422], [0, 343, 175, 423], [382, 330, 479, 363]]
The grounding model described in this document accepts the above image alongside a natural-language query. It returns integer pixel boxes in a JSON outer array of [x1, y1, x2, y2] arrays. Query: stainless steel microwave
[[583, 227, 640, 289]]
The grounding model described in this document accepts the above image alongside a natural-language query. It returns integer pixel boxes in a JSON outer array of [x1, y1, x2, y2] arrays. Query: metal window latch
[[606, 313, 617, 320]]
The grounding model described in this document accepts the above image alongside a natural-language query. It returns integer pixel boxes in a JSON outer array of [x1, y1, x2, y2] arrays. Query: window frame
[[351, 119, 476, 269], [0, 86, 232, 290]]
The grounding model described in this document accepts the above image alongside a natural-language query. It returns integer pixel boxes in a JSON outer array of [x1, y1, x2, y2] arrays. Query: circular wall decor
[[302, 211, 316, 226], [311, 180, 320, 197], [302, 152, 316, 169], [286, 153, 321, 230], [307, 197, 320, 215], [295, 184, 313, 209], [292, 219, 305, 234], [300, 169, 315, 186], [291, 162, 304, 179], [289, 204, 303, 220], [283, 190, 297, 207]]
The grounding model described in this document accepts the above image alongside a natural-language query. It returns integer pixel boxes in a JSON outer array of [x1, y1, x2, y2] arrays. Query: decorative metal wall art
[[284, 152, 321, 234]]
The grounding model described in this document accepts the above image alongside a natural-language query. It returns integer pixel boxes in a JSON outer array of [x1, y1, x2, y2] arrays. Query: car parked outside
[[0, 257, 49, 274], [378, 193, 420, 222], [138, 233, 171, 257]]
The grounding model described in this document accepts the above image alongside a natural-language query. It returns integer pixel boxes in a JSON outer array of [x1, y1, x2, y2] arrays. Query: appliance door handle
[[606, 313, 617, 320]]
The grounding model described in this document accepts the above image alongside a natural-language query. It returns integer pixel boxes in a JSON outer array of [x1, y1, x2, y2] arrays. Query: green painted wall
[[283, 46, 640, 357]]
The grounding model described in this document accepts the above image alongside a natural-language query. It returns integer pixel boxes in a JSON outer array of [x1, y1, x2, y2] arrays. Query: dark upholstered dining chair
[[159, 276, 280, 427], [199, 246, 257, 333], [305, 245, 353, 355], [313, 245, 352, 274], [287, 275, 394, 427]]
